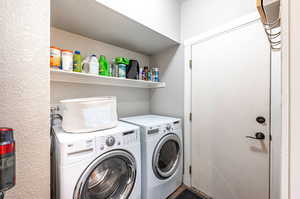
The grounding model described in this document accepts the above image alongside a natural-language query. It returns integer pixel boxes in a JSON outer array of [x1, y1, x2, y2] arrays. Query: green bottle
[[99, 55, 110, 76], [73, 50, 82, 72]]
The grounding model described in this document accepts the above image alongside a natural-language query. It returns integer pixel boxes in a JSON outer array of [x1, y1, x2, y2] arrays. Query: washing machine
[[121, 115, 183, 199], [52, 121, 141, 199]]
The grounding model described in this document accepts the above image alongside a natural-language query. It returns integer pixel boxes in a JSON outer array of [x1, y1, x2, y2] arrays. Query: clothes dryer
[[121, 115, 183, 199]]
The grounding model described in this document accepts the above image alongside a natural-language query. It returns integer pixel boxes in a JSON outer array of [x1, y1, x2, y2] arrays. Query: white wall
[[289, 0, 300, 198], [51, 28, 151, 117], [150, 45, 185, 118], [0, 0, 50, 199], [96, 0, 181, 42], [180, 0, 256, 40]]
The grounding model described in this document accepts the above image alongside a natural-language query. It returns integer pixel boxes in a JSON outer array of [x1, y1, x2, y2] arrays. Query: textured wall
[[150, 45, 184, 119], [51, 28, 151, 117], [0, 0, 50, 199], [290, 0, 300, 197]]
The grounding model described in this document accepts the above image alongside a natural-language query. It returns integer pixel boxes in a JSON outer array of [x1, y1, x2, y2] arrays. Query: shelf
[[51, 0, 180, 55], [50, 69, 166, 89]]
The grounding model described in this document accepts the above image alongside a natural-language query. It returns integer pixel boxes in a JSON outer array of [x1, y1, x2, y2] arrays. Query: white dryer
[[52, 121, 141, 199], [121, 115, 183, 199]]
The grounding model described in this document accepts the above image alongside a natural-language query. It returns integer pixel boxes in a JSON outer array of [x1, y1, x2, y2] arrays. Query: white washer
[[121, 115, 183, 199], [52, 121, 141, 199]]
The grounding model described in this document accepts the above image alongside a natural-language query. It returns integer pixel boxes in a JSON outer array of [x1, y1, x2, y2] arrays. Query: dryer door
[[153, 133, 181, 179], [74, 150, 136, 199]]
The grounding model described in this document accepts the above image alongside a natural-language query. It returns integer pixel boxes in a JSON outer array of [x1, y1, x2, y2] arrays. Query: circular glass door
[[152, 134, 181, 179], [74, 150, 136, 199]]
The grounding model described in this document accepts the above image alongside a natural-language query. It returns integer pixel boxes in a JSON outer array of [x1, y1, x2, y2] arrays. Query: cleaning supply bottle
[[111, 59, 119, 77], [114, 57, 129, 78], [88, 55, 99, 75], [73, 50, 82, 72], [99, 55, 109, 76]]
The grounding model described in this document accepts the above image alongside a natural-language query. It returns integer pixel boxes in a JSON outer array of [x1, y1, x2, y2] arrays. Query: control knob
[[166, 124, 171, 131], [106, 136, 116, 147]]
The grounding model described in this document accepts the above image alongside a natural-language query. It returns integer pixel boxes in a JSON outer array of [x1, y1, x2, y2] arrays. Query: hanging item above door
[[256, 0, 281, 50]]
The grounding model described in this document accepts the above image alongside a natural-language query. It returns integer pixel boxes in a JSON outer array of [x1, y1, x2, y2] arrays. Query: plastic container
[[89, 55, 99, 75], [111, 63, 119, 77], [143, 67, 149, 80], [62, 50, 73, 71], [60, 97, 118, 133], [126, 60, 139, 79], [118, 64, 126, 78], [82, 56, 90, 73], [50, 46, 61, 69], [109, 64, 113, 76], [115, 57, 130, 65], [99, 55, 110, 76], [147, 71, 152, 81], [139, 68, 143, 80], [152, 68, 160, 82], [73, 51, 82, 72], [82, 55, 99, 75]]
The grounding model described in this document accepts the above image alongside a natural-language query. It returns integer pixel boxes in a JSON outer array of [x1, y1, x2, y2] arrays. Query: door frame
[[182, 12, 286, 199]]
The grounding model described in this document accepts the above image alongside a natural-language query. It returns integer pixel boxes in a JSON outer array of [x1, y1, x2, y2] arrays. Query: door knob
[[256, 116, 266, 124], [246, 132, 265, 140]]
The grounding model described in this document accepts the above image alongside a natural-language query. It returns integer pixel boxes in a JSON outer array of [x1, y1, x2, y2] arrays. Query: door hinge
[[189, 112, 192, 121], [189, 60, 192, 69], [269, 134, 272, 141], [189, 165, 192, 175]]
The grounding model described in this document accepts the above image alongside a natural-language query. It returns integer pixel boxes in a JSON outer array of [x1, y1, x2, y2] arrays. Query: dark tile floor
[[168, 185, 209, 199], [174, 189, 204, 199]]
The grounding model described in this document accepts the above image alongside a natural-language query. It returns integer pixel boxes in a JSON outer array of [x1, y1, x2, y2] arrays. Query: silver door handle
[[246, 132, 265, 140]]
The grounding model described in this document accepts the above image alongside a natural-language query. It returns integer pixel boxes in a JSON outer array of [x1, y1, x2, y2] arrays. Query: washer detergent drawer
[[62, 139, 95, 165]]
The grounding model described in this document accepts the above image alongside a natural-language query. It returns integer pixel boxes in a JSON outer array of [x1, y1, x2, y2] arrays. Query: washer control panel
[[64, 138, 95, 165], [106, 136, 116, 147], [96, 130, 139, 152], [166, 124, 172, 131], [123, 131, 137, 145]]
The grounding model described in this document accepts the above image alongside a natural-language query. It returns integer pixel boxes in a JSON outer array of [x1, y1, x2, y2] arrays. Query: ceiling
[[176, 0, 188, 4]]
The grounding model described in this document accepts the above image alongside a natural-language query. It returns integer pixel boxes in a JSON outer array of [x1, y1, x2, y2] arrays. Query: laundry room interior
[[1, 0, 300, 199]]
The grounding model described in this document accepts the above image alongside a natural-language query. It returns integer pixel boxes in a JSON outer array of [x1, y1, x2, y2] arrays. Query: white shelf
[[50, 69, 166, 89], [51, 0, 180, 55]]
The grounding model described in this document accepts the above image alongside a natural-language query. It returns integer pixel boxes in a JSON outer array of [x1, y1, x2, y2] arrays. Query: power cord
[[0, 192, 4, 199]]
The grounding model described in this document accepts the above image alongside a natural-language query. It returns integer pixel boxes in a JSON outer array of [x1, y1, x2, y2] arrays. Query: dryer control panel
[[146, 120, 181, 137]]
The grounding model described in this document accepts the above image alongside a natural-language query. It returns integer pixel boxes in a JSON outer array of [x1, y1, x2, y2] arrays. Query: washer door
[[152, 133, 181, 179], [74, 150, 136, 199]]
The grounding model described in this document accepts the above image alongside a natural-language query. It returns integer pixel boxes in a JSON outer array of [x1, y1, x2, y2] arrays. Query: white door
[[191, 21, 270, 199]]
